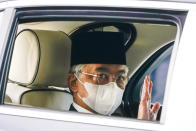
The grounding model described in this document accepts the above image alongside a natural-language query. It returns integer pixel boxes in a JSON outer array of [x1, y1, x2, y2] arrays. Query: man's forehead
[[83, 64, 128, 73]]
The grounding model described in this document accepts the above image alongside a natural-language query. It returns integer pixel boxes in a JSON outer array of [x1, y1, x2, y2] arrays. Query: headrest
[[20, 89, 73, 111], [9, 29, 71, 88]]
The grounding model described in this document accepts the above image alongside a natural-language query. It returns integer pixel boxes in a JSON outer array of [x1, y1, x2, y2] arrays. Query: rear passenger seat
[[6, 29, 73, 111]]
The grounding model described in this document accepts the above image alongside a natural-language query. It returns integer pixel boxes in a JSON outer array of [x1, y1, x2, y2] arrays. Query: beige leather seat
[[20, 89, 72, 110], [6, 29, 73, 111]]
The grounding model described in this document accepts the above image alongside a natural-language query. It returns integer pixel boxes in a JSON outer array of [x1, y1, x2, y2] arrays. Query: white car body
[[0, 0, 195, 131]]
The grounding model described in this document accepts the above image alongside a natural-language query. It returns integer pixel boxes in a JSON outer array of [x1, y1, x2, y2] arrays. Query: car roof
[[0, 0, 193, 11], [0, 0, 14, 2]]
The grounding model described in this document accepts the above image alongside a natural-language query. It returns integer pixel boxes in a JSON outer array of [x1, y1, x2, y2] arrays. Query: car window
[[5, 20, 177, 120], [1, 8, 186, 128], [151, 54, 171, 104]]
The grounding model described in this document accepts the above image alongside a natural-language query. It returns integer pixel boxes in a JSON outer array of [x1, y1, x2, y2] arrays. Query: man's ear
[[67, 73, 78, 93]]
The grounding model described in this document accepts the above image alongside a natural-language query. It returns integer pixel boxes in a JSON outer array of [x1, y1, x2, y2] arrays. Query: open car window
[[0, 7, 187, 129], [5, 20, 177, 119]]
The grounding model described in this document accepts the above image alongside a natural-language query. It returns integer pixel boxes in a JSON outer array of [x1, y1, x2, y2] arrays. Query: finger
[[141, 76, 149, 103], [146, 75, 149, 81], [151, 102, 160, 114], [141, 76, 147, 98], [147, 75, 151, 95], [145, 75, 152, 108], [150, 102, 160, 120]]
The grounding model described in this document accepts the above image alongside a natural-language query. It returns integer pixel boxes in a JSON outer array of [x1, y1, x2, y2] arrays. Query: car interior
[[4, 20, 178, 119]]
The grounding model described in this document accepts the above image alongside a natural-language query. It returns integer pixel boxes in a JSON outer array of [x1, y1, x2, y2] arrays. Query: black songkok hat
[[71, 32, 126, 66]]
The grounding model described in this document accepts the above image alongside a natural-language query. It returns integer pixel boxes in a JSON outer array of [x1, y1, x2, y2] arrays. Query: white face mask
[[75, 74, 124, 115]]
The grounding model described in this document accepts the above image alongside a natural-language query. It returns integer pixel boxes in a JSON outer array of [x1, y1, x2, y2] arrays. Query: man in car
[[68, 32, 160, 120]]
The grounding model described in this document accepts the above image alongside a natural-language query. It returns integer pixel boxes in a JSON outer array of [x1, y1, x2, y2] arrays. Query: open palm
[[137, 75, 160, 120]]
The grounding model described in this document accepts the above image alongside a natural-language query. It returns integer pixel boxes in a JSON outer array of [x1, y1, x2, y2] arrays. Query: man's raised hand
[[137, 75, 160, 120]]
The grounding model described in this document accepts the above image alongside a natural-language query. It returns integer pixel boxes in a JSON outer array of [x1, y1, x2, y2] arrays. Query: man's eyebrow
[[95, 67, 110, 72], [118, 70, 126, 74], [96, 67, 127, 74]]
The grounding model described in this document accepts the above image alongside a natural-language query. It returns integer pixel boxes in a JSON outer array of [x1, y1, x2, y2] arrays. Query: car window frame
[[0, 6, 187, 130], [0, 8, 17, 104]]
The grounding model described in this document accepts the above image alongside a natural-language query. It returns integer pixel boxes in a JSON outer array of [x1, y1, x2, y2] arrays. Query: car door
[[0, 1, 194, 131]]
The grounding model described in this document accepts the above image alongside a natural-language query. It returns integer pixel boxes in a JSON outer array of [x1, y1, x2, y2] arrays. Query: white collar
[[73, 102, 93, 114]]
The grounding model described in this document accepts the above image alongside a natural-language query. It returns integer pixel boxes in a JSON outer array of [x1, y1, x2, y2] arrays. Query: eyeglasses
[[79, 71, 128, 88]]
